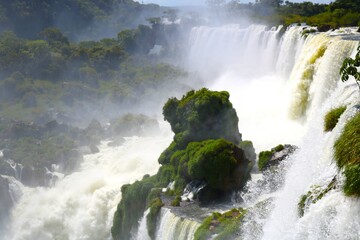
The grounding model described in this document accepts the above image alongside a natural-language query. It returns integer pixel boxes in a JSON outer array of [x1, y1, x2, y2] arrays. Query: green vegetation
[[0, 0, 161, 40], [194, 208, 247, 240], [112, 89, 252, 239], [291, 44, 327, 119], [109, 114, 159, 137], [298, 177, 337, 217], [222, 0, 360, 28], [340, 44, 360, 90], [147, 197, 164, 240], [171, 196, 181, 207], [334, 112, 360, 196], [111, 175, 157, 240], [258, 144, 285, 171], [258, 151, 273, 171], [324, 106, 347, 132]]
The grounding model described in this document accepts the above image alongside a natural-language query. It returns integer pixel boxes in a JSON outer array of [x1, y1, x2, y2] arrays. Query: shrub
[[146, 197, 164, 239], [258, 151, 273, 171], [171, 195, 181, 207], [334, 112, 360, 196], [111, 175, 156, 240], [324, 106, 347, 132], [194, 208, 247, 240]]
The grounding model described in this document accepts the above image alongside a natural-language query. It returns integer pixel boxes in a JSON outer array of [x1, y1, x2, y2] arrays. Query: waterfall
[[154, 208, 200, 240], [186, 24, 360, 240], [4, 23, 360, 240], [5, 126, 172, 240]]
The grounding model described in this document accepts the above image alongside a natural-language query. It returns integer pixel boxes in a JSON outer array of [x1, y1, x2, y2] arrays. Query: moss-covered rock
[[298, 177, 337, 217], [239, 140, 256, 162], [258, 144, 297, 171], [111, 175, 157, 240], [171, 195, 181, 207], [162, 88, 241, 153], [147, 197, 164, 240], [112, 89, 251, 239], [334, 112, 360, 196], [324, 106, 346, 132], [194, 208, 247, 240]]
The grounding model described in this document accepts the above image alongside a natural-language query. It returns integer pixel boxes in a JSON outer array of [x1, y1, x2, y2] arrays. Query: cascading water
[[4, 23, 360, 240], [5, 126, 172, 240], [182, 24, 360, 240], [154, 209, 200, 240]]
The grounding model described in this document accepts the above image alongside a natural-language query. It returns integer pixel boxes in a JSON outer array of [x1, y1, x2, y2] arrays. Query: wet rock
[[258, 144, 298, 171], [21, 166, 48, 187], [0, 176, 13, 231], [318, 25, 332, 32]]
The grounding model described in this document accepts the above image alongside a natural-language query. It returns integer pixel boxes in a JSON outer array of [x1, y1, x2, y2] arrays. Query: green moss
[[187, 139, 249, 191], [258, 151, 273, 171], [162, 88, 242, 151], [324, 106, 347, 132], [171, 195, 181, 207], [291, 45, 327, 119], [309, 45, 327, 65], [274, 144, 285, 152], [298, 177, 337, 217], [334, 113, 360, 169], [111, 175, 157, 240], [194, 208, 247, 240], [298, 194, 307, 217], [343, 165, 360, 196], [146, 197, 164, 240]]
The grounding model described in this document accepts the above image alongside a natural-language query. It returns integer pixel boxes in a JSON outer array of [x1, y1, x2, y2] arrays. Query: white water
[[5, 127, 172, 240], [154, 208, 200, 240], [186, 24, 360, 240], [4, 24, 360, 240]]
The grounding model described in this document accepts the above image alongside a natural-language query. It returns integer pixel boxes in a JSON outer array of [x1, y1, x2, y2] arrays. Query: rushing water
[[4, 24, 360, 240], [185, 24, 360, 240], [5, 128, 172, 240]]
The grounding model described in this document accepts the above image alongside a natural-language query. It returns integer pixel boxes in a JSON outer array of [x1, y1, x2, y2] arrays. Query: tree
[[340, 44, 360, 90], [206, 0, 226, 8]]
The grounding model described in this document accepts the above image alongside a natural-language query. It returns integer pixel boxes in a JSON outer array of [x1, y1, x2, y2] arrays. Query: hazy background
[[136, 0, 333, 6]]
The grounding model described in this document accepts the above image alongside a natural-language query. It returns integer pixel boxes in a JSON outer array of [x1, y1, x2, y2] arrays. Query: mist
[[1, 0, 360, 239]]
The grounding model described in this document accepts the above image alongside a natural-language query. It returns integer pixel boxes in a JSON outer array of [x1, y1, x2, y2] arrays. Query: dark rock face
[[318, 25, 332, 32], [0, 176, 13, 232]]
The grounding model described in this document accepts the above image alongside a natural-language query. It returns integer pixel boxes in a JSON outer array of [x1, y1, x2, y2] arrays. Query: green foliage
[[340, 44, 360, 90], [109, 114, 159, 137], [298, 177, 337, 217], [258, 144, 285, 171], [334, 113, 360, 168], [111, 175, 157, 240], [324, 106, 347, 132], [343, 165, 360, 196], [194, 208, 247, 240], [186, 139, 249, 191], [146, 197, 164, 239], [171, 195, 181, 207], [0, 0, 161, 40], [258, 151, 273, 171], [291, 44, 327, 119], [334, 113, 360, 196], [161, 88, 242, 165]]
